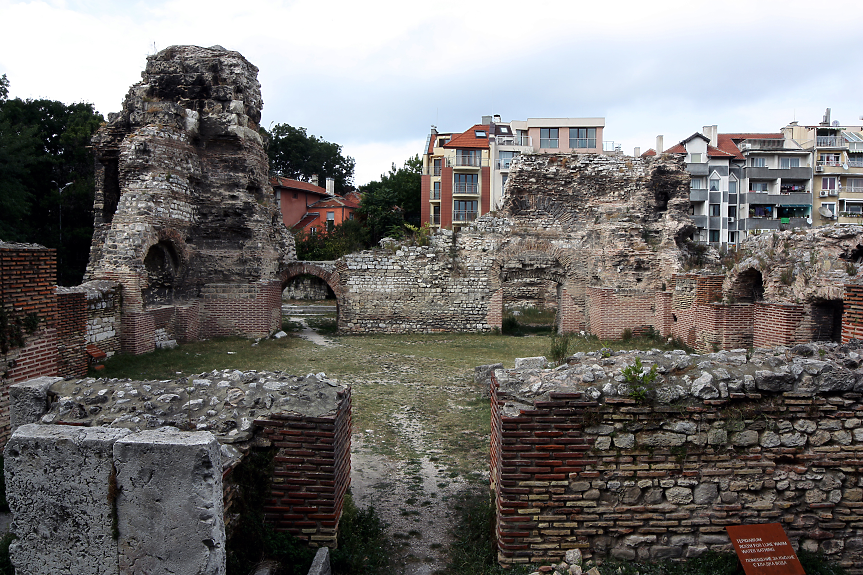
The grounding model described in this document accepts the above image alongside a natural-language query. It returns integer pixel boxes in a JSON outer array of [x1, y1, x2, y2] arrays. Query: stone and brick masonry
[[490, 343, 863, 572]]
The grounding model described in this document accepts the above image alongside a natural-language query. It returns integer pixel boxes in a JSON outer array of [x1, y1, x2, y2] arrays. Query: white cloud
[[344, 138, 425, 187]]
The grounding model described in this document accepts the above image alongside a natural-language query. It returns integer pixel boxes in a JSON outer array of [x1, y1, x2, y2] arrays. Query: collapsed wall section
[[490, 344, 863, 572]]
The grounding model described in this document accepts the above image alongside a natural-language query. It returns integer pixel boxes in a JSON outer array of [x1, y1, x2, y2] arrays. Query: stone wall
[[284, 275, 334, 301], [5, 424, 225, 575], [490, 344, 863, 572], [9, 369, 352, 553]]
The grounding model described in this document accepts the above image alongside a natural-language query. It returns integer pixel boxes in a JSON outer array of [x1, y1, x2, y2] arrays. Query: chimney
[[822, 108, 831, 126], [656, 135, 664, 155], [634, 146, 641, 157], [493, 115, 501, 123], [326, 178, 335, 195], [702, 125, 718, 147], [482, 115, 492, 125], [311, 174, 318, 187]]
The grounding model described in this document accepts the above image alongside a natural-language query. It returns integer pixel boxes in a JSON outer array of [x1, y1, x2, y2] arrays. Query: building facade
[[421, 116, 606, 230]]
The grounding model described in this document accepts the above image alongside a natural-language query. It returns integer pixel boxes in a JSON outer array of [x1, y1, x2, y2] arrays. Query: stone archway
[[487, 250, 580, 334], [279, 261, 344, 328], [142, 240, 180, 305], [730, 267, 765, 303]]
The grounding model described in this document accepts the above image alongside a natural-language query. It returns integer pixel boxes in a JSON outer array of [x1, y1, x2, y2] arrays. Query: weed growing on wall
[[549, 333, 572, 364], [621, 357, 658, 403], [0, 304, 40, 354]]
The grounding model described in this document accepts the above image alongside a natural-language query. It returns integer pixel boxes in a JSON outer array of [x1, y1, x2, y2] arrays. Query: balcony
[[449, 155, 484, 169], [689, 190, 708, 202], [817, 136, 847, 148], [743, 217, 810, 231], [849, 158, 863, 168], [687, 163, 709, 176], [738, 139, 784, 150], [495, 135, 532, 147], [430, 188, 440, 200], [743, 192, 812, 205], [431, 213, 441, 225], [495, 158, 516, 170], [691, 215, 707, 228], [453, 210, 478, 223], [744, 166, 812, 180], [453, 182, 479, 195]]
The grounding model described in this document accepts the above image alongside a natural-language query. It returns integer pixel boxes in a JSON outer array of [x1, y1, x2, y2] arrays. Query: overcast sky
[[2, 0, 861, 186]]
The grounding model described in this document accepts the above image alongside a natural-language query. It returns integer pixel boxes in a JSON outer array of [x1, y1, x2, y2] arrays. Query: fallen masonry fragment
[[490, 342, 863, 572], [6, 370, 351, 573]]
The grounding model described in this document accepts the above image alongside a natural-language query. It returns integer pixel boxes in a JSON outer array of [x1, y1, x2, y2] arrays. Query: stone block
[[307, 547, 332, 575], [9, 377, 62, 430], [475, 363, 504, 386], [515, 356, 547, 369], [114, 427, 224, 575], [5, 423, 131, 575]]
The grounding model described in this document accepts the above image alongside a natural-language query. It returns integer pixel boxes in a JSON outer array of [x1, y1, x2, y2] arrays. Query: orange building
[[271, 176, 360, 234]]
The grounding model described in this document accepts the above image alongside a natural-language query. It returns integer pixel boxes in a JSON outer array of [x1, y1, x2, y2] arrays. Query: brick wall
[[843, 284, 863, 342], [559, 288, 583, 334], [255, 387, 352, 547], [490, 374, 863, 572], [200, 281, 282, 340], [586, 288, 655, 339], [121, 312, 155, 355], [753, 303, 805, 348], [55, 291, 87, 378]]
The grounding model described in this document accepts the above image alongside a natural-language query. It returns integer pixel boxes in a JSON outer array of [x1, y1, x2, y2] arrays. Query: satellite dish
[[807, 217, 813, 225], [844, 163, 849, 170], [819, 206, 834, 218]]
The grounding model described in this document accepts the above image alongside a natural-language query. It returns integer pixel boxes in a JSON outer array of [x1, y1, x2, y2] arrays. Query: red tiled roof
[[442, 124, 490, 149], [707, 145, 736, 158], [292, 213, 320, 231], [641, 148, 657, 157], [664, 143, 686, 154], [715, 135, 744, 159], [270, 176, 328, 195], [309, 195, 360, 209]]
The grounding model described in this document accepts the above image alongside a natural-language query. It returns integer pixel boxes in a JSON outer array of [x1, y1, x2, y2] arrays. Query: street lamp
[[52, 180, 72, 276]]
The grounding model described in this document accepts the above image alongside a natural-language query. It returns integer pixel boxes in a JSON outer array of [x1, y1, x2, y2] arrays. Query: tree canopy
[[359, 154, 421, 225], [262, 123, 356, 195], [0, 74, 103, 285]]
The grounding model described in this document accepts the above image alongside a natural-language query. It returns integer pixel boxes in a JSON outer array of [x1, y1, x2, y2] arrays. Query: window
[[432, 205, 441, 225], [433, 158, 442, 176], [498, 151, 518, 169], [729, 180, 737, 194], [326, 211, 335, 232], [821, 202, 836, 217], [454, 173, 478, 193], [751, 182, 769, 192], [475, 130, 487, 138], [749, 157, 766, 167], [293, 192, 299, 199], [728, 206, 737, 218], [709, 178, 720, 191], [310, 226, 317, 235], [349, 212, 354, 220], [569, 128, 596, 149], [848, 203, 863, 214], [540, 128, 559, 148], [690, 153, 702, 163], [690, 177, 704, 190], [456, 149, 480, 167], [780, 157, 800, 169], [432, 181, 441, 199], [822, 177, 837, 191], [453, 200, 478, 222], [709, 230, 720, 243], [709, 204, 721, 217], [729, 231, 738, 244], [501, 175, 508, 191], [819, 153, 840, 166], [848, 178, 863, 192]]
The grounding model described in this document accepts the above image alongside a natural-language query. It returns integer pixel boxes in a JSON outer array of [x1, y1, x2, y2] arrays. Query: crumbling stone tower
[[86, 45, 295, 352]]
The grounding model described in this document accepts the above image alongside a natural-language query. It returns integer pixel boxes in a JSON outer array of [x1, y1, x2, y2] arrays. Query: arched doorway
[[279, 262, 343, 329], [142, 240, 179, 305], [731, 268, 765, 303]]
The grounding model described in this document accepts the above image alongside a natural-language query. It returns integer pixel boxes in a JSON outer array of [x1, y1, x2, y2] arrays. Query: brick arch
[[487, 246, 583, 334], [279, 262, 345, 328], [726, 264, 765, 303]]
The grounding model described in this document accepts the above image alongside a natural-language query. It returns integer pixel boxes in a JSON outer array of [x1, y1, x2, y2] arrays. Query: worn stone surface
[[37, 370, 346, 447], [114, 427, 224, 575], [86, 45, 294, 312], [9, 376, 62, 430], [5, 424, 132, 575]]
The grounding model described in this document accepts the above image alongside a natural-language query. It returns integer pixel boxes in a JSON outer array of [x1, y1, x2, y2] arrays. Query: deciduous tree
[[262, 123, 356, 195]]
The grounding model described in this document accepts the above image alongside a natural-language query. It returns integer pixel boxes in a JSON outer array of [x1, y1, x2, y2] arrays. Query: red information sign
[[726, 523, 805, 575]]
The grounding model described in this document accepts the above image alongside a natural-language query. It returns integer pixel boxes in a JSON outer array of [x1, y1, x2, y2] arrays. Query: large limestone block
[[4, 424, 132, 575], [114, 427, 225, 575], [9, 376, 62, 430]]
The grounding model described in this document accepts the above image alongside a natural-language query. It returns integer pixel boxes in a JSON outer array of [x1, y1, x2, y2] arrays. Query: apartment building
[[782, 110, 863, 227], [421, 116, 606, 230], [649, 126, 813, 245]]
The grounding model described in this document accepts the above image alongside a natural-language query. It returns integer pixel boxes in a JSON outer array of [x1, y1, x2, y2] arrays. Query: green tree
[[294, 219, 369, 260], [262, 123, 356, 195], [360, 155, 422, 225], [357, 186, 405, 246], [0, 75, 103, 285]]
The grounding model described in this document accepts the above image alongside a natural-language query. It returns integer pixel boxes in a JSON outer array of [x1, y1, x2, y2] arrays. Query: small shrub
[[549, 333, 572, 364], [780, 267, 794, 285], [846, 261, 857, 276], [331, 493, 391, 575], [621, 357, 658, 403], [622, 328, 633, 342]]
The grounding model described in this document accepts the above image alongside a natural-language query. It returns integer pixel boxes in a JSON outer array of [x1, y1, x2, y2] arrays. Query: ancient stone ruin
[[86, 45, 295, 353], [5, 370, 351, 574], [489, 343, 863, 573]]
